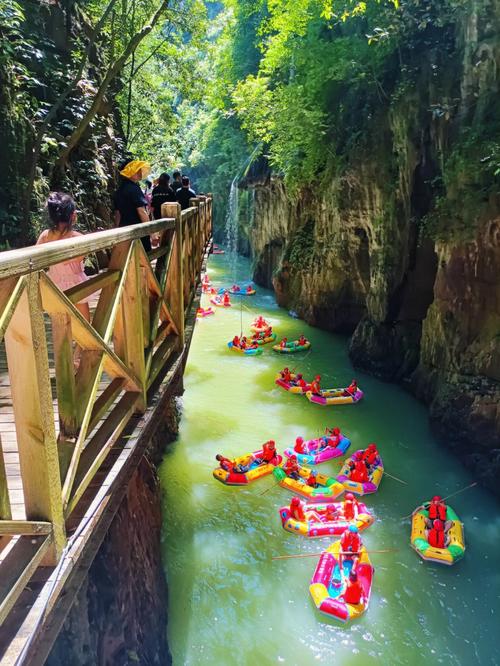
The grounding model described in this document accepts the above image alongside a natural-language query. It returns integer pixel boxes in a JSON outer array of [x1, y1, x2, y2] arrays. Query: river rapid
[[160, 253, 500, 666]]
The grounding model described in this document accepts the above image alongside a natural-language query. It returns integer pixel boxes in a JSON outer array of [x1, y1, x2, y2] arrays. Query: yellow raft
[[410, 504, 465, 565]]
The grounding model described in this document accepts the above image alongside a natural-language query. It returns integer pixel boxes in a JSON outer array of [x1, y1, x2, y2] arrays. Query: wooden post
[[114, 241, 147, 412], [51, 313, 78, 437], [4, 274, 65, 563], [162, 202, 185, 350], [0, 437, 11, 521]]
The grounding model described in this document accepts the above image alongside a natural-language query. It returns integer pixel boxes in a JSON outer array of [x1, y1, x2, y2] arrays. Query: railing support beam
[[4, 274, 65, 563]]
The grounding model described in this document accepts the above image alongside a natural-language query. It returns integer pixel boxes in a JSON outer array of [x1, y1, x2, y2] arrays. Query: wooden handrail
[[0, 207, 198, 280]]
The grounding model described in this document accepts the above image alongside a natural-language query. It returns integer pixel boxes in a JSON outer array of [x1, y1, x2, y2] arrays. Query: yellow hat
[[120, 160, 151, 179]]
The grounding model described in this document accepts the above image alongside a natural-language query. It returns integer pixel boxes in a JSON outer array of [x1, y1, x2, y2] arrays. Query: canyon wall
[[243, 2, 500, 494]]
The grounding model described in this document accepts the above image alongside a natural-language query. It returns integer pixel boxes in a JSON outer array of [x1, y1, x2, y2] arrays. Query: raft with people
[[280, 495, 374, 538], [212, 244, 225, 255], [336, 445, 384, 495], [210, 295, 231, 308], [275, 370, 311, 394], [272, 336, 311, 354], [410, 496, 465, 565], [254, 332, 277, 345], [309, 539, 374, 623], [284, 429, 351, 465], [250, 316, 271, 334], [223, 284, 256, 295], [213, 441, 282, 485], [306, 379, 364, 406], [273, 461, 344, 501], [196, 307, 215, 318], [227, 341, 263, 356]]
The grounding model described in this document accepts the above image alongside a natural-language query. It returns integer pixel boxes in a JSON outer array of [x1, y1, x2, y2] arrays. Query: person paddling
[[341, 570, 365, 605]]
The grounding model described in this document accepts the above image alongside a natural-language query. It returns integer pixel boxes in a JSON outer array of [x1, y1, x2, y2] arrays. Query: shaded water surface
[[160, 254, 500, 666]]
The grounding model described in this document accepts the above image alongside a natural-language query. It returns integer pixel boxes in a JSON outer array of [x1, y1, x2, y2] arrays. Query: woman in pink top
[[36, 192, 90, 322]]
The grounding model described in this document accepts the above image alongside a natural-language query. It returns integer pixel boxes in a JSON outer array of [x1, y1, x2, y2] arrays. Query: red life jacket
[[306, 475, 317, 487], [261, 445, 275, 463], [344, 499, 357, 520], [219, 457, 234, 472], [351, 461, 368, 483], [327, 435, 340, 448], [428, 528, 445, 549], [343, 581, 363, 605], [341, 532, 361, 553], [428, 502, 447, 521], [285, 460, 298, 474], [290, 505, 305, 521]]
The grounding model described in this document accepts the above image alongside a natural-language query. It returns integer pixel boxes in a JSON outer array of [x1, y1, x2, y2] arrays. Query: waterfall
[[224, 144, 262, 280], [225, 176, 239, 257]]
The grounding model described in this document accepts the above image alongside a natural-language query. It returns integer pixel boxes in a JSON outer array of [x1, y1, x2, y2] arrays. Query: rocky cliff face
[[243, 2, 500, 493]]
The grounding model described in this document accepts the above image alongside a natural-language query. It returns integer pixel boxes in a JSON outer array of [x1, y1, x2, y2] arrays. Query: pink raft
[[279, 500, 374, 538], [283, 433, 351, 465], [309, 541, 374, 622]]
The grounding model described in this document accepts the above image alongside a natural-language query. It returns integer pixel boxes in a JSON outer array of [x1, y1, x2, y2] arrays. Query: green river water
[[160, 253, 500, 666]]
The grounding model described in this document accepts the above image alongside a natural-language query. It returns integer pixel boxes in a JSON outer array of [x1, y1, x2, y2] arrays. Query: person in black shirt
[[113, 160, 152, 251], [171, 171, 183, 194], [151, 172, 176, 219], [175, 176, 196, 210]]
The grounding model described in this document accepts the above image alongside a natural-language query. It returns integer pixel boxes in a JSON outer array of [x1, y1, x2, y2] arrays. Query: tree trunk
[[57, 0, 170, 167]]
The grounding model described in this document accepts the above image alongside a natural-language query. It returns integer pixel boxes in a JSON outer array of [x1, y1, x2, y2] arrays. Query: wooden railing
[[0, 196, 212, 626]]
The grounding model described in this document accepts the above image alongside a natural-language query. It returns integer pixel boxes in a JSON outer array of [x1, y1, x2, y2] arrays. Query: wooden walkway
[[0, 197, 212, 664], [0, 297, 110, 522]]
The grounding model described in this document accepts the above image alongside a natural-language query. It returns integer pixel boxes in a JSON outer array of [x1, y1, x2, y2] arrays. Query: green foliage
[[422, 129, 500, 242]]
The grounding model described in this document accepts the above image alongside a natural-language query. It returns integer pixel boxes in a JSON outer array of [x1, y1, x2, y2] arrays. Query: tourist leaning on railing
[[36, 191, 91, 322]]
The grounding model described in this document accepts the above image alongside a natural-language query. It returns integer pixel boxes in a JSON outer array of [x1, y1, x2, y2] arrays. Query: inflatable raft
[[306, 387, 364, 406], [273, 340, 311, 354], [196, 307, 214, 318], [213, 448, 282, 485], [410, 504, 465, 565], [279, 500, 374, 538], [336, 452, 384, 496], [228, 285, 256, 296], [254, 333, 277, 345], [272, 466, 344, 502], [227, 341, 263, 356], [210, 297, 231, 308], [310, 541, 374, 622], [284, 433, 351, 465], [275, 373, 310, 394], [250, 319, 271, 334]]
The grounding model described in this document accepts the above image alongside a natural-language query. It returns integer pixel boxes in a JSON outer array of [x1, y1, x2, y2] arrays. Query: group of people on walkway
[[34, 158, 197, 352]]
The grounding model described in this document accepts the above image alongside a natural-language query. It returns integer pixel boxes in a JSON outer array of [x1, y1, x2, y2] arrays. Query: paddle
[[400, 481, 478, 520], [272, 548, 398, 561], [383, 470, 407, 485], [258, 479, 283, 496]]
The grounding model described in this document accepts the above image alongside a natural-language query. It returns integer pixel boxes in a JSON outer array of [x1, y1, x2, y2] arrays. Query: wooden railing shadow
[[0, 196, 212, 628]]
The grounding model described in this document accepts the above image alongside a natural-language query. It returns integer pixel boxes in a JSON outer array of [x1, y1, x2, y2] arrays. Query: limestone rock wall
[[244, 1, 500, 493]]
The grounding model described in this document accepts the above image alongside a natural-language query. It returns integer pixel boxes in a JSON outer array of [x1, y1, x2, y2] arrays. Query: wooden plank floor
[[0, 295, 116, 521]]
